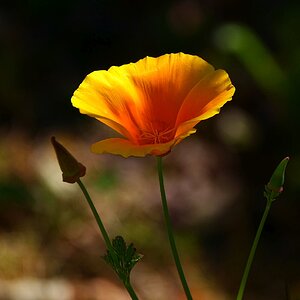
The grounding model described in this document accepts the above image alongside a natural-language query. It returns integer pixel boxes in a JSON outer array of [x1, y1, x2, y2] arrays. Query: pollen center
[[138, 121, 175, 145]]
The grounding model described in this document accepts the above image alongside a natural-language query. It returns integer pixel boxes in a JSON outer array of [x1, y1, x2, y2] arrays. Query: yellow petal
[[173, 128, 197, 146], [71, 70, 142, 141], [175, 69, 235, 135], [71, 53, 216, 143], [72, 53, 235, 157], [91, 138, 176, 158]]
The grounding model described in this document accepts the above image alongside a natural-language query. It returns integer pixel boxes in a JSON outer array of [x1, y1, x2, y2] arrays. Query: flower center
[[138, 121, 175, 145]]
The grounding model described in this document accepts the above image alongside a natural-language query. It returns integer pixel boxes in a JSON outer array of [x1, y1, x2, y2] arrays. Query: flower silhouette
[[72, 53, 235, 157]]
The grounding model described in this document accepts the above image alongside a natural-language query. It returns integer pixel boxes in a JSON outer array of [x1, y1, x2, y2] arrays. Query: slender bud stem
[[77, 179, 112, 249], [156, 157, 193, 300], [51, 138, 139, 299], [77, 179, 139, 300], [236, 196, 272, 300], [237, 156, 289, 299]]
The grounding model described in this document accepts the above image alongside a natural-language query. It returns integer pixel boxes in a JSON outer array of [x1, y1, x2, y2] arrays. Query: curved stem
[[77, 179, 139, 300], [156, 157, 193, 300], [77, 179, 112, 249], [236, 198, 272, 300]]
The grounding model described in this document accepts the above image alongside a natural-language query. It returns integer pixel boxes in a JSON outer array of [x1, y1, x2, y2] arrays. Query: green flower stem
[[236, 196, 273, 300], [77, 179, 112, 249], [124, 280, 139, 300], [156, 157, 193, 300], [77, 179, 139, 300]]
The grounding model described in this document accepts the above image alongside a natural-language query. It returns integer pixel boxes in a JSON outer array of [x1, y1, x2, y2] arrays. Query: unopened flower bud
[[265, 157, 289, 200], [51, 136, 86, 183]]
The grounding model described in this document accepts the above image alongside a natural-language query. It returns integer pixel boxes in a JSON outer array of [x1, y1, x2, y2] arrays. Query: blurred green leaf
[[215, 23, 287, 96]]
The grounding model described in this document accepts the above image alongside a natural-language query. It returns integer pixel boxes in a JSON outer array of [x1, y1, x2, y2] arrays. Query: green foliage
[[104, 236, 142, 284]]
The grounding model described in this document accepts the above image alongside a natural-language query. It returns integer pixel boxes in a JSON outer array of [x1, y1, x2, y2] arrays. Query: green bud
[[265, 157, 289, 200], [51, 136, 86, 183]]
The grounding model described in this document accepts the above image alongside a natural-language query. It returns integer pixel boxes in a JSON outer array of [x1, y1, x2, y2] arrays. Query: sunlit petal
[[118, 53, 215, 129], [176, 69, 235, 127], [91, 138, 176, 158], [72, 53, 235, 157], [72, 70, 142, 141]]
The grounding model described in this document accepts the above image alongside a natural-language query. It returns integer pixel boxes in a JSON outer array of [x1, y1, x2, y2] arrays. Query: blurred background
[[0, 0, 300, 299]]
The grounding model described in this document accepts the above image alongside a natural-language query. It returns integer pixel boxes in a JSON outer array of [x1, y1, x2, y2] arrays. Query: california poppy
[[72, 53, 235, 157]]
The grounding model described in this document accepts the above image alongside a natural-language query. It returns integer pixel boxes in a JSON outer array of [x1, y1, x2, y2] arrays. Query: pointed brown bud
[[51, 136, 86, 183]]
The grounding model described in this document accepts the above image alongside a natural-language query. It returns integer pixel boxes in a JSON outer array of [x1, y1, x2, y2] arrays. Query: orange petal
[[71, 70, 142, 141], [91, 138, 177, 158], [71, 53, 216, 142], [119, 53, 215, 130], [175, 69, 235, 135], [72, 53, 235, 157]]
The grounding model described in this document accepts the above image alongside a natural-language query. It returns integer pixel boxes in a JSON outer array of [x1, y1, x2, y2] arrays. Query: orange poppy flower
[[71, 53, 235, 157]]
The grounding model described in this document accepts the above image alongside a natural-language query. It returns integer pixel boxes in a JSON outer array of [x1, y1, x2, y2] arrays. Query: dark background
[[0, 1, 300, 299]]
